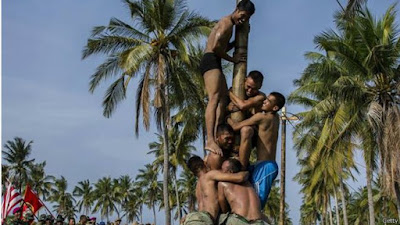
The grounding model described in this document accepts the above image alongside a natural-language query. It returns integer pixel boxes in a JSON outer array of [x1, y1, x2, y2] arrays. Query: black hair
[[187, 155, 205, 176], [270, 92, 286, 110], [237, 0, 255, 15], [216, 124, 234, 137], [225, 158, 242, 173], [247, 70, 264, 86]]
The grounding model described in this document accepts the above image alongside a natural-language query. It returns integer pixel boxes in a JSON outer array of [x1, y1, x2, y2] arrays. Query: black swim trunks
[[199, 52, 222, 75]]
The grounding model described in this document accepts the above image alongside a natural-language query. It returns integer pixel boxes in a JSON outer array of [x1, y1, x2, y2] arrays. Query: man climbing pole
[[201, 0, 255, 156]]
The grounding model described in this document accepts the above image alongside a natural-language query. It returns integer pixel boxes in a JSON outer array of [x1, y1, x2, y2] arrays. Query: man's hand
[[227, 102, 240, 112], [233, 52, 247, 64]]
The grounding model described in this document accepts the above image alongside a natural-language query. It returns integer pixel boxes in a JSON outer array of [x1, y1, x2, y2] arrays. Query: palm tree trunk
[[320, 210, 325, 225], [140, 206, 143, 224], [327, 197, 334, 225], [152, 204, 157, 225], [333, 188, 340, 225], [339, 179, 349, 225], [394, 181, 400, 220], [366, 165, 375, 225], [162, 57, 171, 225], [173, 170, 181, 220]]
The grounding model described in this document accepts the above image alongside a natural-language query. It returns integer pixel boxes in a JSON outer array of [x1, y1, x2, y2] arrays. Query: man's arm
[[227, 113, 264, 131], [207, 170, 249, 183], [229, 92, 265, 111], [218, 182, 229, 213], [211, 21, 245, 63]]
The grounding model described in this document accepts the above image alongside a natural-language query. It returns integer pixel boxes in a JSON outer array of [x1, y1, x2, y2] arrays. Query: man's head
[[216, 124, 234, 151], [79, 215, 87, 224], [245, 70, 263, 97], [39, 214, 47, 223], [232, 0, 255, 25], [13, 207, 21, 218], [68, 217, 75, 225], [261, 92, 286, 113], [115, 219, 121, 225], [187, 155, 206, 177], [46, 215, 54, 225], [56, 215, 64, 225], [221, 158, 242, 173]]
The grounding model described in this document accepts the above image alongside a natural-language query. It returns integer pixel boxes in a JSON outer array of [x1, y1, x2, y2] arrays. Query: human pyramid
[[182, 1, 286, 225]]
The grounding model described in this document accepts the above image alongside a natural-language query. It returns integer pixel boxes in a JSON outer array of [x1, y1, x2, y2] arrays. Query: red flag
[[22, 185, 43, 215], [1, 183, 22, 223]]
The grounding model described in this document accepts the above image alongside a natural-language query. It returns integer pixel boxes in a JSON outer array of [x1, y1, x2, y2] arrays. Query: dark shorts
[[249, 160, 279, 209], [200, 52, 222, 75]]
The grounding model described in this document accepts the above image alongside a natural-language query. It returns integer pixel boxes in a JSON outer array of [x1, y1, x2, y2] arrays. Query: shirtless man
[[218, 159, 264, 225], [227, 70, 265, 169], [183, 156, 249, 225], [201, 1, 255, 156], [227, 92, 285, 208], [205, 124, 234, 170]]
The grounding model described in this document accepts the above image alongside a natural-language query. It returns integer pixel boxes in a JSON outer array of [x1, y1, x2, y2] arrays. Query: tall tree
[[49, 176, 76, 216], [92, 177, 120, 221], [28, 161, 55, 201], [73, 180, 94, 215], [136, 164, 161, 225], [2, 137, 35, 191], [82, 1, 213, 223]]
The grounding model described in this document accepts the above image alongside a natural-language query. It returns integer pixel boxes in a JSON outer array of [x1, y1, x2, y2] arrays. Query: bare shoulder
[[259, 112, 279, 124], [216, 16, 232, 30]]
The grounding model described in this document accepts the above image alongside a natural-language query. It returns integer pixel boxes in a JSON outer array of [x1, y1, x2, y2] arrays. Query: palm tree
[[82, 1, 213, 223], [2, 165, 10, 192], [178, 168, 196, 214], [131, 183, 146, 224], [49, 176, 76, 216], [2, 137, 35, 191], [136, 164, 161, 225], [116, 175, 133, 214], [121, 192, 141, 223], [92, 177, 120, 221], [73, 179, 94, 215], [28, 161, 55, 201], [264, 180, 293, 224], [148, 120, 196, 220], [313, 5, 400, 219]]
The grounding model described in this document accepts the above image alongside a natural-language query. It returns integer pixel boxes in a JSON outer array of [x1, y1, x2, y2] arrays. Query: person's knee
[[241, 126, 254, 138]]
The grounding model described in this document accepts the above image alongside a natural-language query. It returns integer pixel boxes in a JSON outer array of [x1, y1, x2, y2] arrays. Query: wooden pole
[[231, 0, 250, 123], [279, 106, 287, 225]]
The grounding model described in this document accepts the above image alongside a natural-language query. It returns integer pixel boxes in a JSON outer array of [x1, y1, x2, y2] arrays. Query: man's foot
[[205, 141, 223, 156]]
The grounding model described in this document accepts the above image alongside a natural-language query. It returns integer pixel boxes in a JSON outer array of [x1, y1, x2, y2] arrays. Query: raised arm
[[218, 182, 230, 213], [229, 91, 265, 111], [207, 170, 249, 183], [227, 113, 264, 131]]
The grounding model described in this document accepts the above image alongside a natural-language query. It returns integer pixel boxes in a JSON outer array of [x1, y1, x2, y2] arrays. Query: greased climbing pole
[[231, 0, 249, 123]]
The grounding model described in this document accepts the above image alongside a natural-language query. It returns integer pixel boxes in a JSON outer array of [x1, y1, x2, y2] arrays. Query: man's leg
[[205, 152, 223, 170], [204, 69, 224, 154], [250, 161, 279, 209], [239, 126, 254, 170], [215, 75, 229, 135]]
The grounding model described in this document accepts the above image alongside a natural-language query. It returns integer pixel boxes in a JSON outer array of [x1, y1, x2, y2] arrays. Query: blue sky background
[[2, 0, 397, 224]]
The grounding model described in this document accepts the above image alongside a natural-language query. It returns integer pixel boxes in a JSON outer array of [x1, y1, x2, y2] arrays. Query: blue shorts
[[249, 160, 278, 209]]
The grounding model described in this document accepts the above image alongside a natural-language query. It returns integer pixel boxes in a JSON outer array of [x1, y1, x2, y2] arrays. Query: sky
[[2, 0, 398, 224]]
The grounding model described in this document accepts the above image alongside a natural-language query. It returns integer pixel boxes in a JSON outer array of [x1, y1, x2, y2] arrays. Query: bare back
[[196, 175, 220, 221], [256, 113, 280, 161], [205, 16, 233, 53], [219, 182, 262, 221]]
